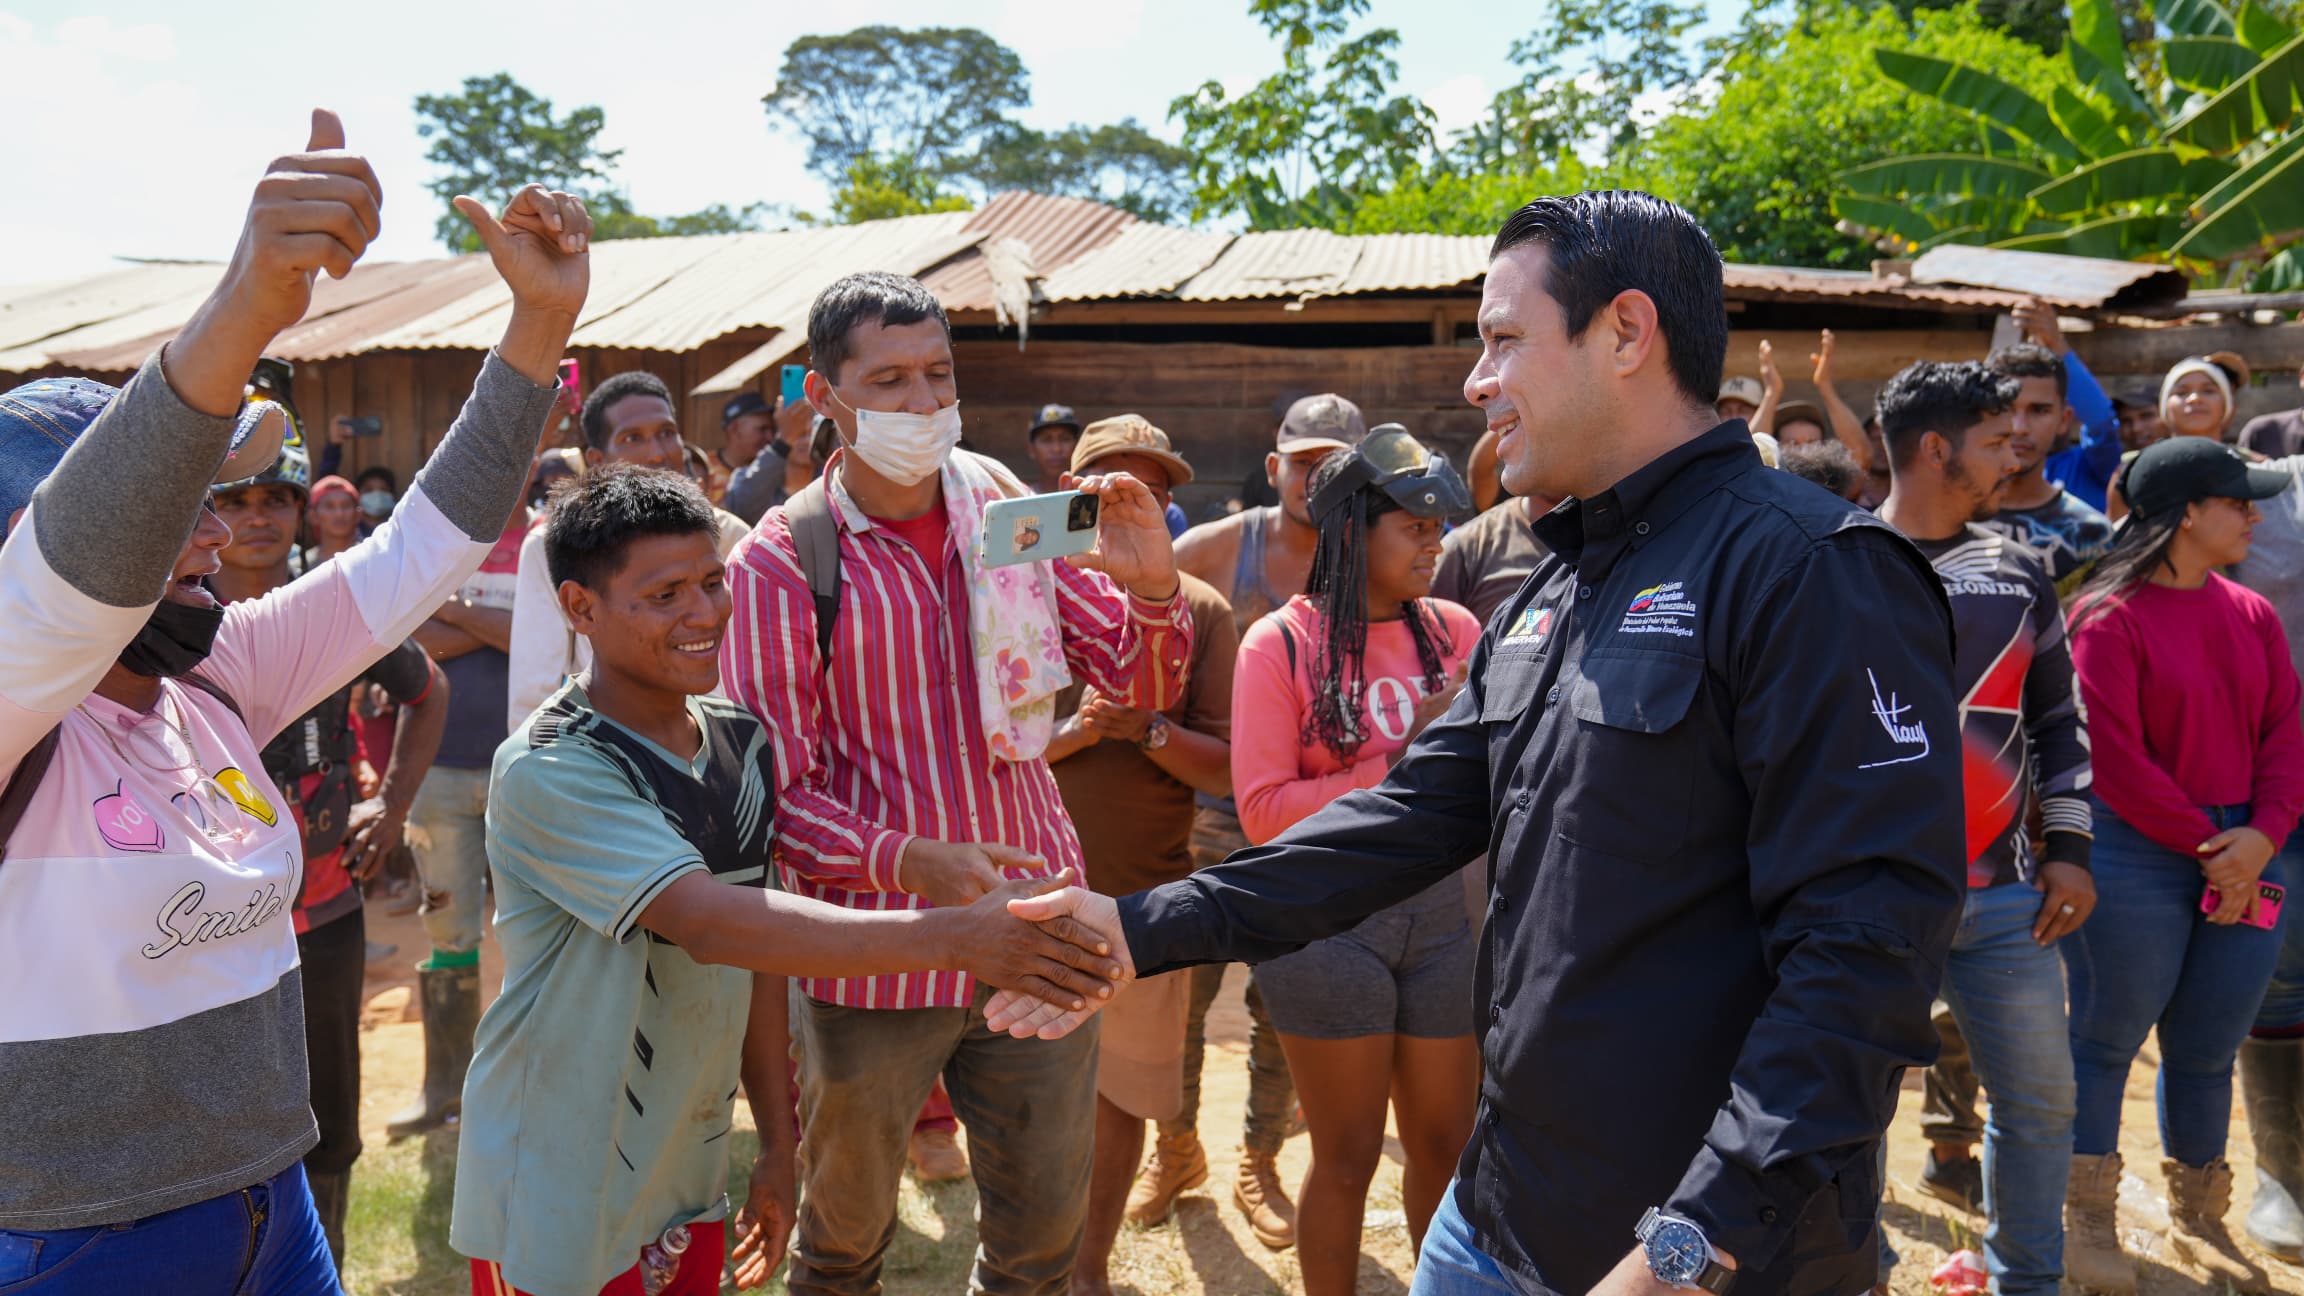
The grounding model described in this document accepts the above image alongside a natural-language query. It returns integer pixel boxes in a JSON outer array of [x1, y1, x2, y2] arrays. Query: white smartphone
[[981, 490, 1101, 568]]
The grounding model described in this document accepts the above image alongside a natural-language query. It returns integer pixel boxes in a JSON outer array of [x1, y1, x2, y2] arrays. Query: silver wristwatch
[[1637, 1208, 1734, 1293]]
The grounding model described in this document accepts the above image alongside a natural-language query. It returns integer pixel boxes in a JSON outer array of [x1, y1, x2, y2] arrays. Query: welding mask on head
[[1309, 424, 1471, 524]]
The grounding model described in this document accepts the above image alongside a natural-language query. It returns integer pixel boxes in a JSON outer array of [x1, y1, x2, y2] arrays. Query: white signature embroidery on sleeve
[[1857, 668, 1932, 769]]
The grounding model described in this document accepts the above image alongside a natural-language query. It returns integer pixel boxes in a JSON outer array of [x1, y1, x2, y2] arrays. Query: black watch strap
[[1692, 1260, 1736, 1294]]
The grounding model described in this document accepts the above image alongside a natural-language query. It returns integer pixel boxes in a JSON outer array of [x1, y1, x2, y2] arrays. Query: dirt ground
[[345, 898, 2304, 1295]]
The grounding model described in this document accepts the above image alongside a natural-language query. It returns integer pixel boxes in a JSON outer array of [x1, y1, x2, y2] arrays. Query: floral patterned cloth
[[942, 450, 1072, 763]]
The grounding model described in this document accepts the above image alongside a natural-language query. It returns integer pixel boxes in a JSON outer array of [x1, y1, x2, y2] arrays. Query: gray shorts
[[1254, 880, 1476, 1040]]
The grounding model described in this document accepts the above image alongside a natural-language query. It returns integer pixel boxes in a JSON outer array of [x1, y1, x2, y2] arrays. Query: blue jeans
[[1938, 882, 2076, 1296], [0, 1162, 336, 1294], [2065, 801, 2290, 1165], [1409, 1183, 1528, 1296], [2251, 836, 2304, 1034]]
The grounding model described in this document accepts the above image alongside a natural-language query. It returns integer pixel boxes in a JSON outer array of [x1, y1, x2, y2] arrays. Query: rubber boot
[[306, 1166, 350, 1270], [2240, 1036, 2304, 1259], [2064, 1152, 2137, 1295], [2164, 1158, 2271, 1293], [386, 964, 479, 1138]]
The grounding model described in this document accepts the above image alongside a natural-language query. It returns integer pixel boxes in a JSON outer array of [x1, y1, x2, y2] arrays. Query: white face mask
[[832, 392, 964, 486]]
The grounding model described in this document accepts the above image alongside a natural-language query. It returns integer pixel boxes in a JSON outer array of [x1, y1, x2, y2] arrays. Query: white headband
[[2161, 359, 2235, 429]]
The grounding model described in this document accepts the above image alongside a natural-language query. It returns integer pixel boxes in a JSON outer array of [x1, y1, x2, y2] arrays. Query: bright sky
[[0, 1, 1736, 284]]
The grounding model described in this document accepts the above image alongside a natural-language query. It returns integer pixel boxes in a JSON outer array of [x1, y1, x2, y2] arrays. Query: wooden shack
[[4, 193, 2297, 521]]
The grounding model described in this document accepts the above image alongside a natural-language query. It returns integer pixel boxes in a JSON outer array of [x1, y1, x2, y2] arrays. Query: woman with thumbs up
[[0, 111, 590, 1293]]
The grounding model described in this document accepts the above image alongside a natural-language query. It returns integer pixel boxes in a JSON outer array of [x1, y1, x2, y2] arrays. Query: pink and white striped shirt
[[722, 464, 1191, 1009]]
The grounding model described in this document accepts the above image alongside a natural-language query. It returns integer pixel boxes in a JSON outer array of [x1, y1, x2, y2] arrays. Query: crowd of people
[[8, 117, 2304, 1296]]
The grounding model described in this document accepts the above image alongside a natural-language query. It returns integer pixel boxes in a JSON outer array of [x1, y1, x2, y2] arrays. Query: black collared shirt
[[1119, 422, 1963, 1296]]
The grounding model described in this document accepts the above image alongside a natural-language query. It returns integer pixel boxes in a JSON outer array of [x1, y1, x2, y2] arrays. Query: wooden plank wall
[[20, 317, 2304, 516], [948, 340, 1493, 520], [247, 334, 777, 489]]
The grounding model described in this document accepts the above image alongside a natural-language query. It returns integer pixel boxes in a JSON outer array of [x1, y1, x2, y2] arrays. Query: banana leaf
[[2168, 31, 2304, 153], [1874, 48, 2081, 161], [2027, 148, 2236, 214], [2050, 84, 2135, 157], [1992, 212, 2185, 258], [2067, 0, 2156, 124], [2165, 37, 2264, 94], [2248, 242, 2304, 290], [1915, 225, 1990, 252], [1830, 195, 1947, 248], [2160, 0, 2239, 39], [2238, 0, 2296, 55], [2171, 144, 2304, 258], [1839, 153, 2052, 200], [2192, 129, 2304, 217]]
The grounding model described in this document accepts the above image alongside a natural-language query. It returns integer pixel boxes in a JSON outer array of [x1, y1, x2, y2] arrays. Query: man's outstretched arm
[[987, 646, 1497, 1038]]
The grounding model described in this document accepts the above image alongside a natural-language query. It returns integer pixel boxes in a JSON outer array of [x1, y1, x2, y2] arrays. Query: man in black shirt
[[994, 192, 1963, 1296], [1874, 361, 2097, 1296]]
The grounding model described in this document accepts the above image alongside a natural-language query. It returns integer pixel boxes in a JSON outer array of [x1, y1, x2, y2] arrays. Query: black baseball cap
[[722, 391, 772, 425], [1029, 403, 1079, 438], [2118, 437, 2291, 532]]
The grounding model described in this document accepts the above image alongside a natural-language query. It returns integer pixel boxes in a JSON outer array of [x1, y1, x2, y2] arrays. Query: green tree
[[1330, 163, 1598, 236], [763, 27, 1031, 190], [1834, 0, 2304, 286], [415, 73, 623, 252], [416, 74, 777, 250], [972, 120, 1196, 223], [1464, 0, 1705, 168], [588, 199, 777, 240], [1168, 0, 1435, 227], [826, 156, 972, 225], [1623, 2, 2071, 267]]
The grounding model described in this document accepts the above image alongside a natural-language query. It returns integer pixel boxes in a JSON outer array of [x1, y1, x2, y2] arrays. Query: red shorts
[[469, 1219, 725, 1296]]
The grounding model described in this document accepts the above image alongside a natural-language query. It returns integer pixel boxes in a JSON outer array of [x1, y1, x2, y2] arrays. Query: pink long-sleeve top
[[2070, 573, 2304, 855], [1232, 594, 1482, 846]]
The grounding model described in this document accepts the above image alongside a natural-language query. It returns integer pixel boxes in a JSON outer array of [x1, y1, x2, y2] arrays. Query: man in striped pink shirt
[[722, 272, 1191, 1296]]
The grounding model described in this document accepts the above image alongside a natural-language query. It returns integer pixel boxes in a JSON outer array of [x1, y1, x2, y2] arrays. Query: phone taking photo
[[981, 490, 1100, 568], [781, 364, 807, 409]]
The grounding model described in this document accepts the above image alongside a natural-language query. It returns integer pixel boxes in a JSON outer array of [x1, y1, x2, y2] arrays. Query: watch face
[[1646, 1219, 1709, 1286]]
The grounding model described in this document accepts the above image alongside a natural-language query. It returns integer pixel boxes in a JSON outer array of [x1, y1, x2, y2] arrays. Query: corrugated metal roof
[[1179, 228, 1364, 301], [1723, 263, 2031, 311], [0, 193, 2204, 377], [1328, 233, 1489, 296], [1910, 245, 2188, 310], [0, 263, 229, 372], [1040, 223, 1235, 302], [922, 191, 1138, 311]]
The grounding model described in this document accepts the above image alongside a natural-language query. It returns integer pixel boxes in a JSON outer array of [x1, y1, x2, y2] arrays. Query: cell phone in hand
[[981, 491, 1100, 568], [781, 364, 807, 408], [344, 416, 383, 438], [2202, 880, 2286, 929]]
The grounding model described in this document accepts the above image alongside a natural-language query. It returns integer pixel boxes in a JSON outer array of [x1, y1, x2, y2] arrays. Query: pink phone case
[[2203, 881, 2286, 929]]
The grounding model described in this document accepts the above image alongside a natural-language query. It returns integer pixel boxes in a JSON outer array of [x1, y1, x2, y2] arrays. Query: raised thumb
[[307, 107, 346, 153], [453, 195, 506, 254]]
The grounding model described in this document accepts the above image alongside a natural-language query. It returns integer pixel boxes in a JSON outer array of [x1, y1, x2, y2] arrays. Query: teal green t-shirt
[[449, 684, 777, 1296]]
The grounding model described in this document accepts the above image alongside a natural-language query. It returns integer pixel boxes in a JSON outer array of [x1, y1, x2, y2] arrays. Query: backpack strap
[[0, 672, 241, 864], [783, 479, 843, 672], [0, 727, 61, 863], [178, 671, 246, 725]]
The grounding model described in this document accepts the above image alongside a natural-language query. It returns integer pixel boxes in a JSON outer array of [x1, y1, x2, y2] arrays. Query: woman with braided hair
[[1228, 427, 1483, 1295]]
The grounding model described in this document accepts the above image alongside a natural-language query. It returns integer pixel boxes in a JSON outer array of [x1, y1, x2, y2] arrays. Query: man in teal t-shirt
[[450, 465, 1128, 1296]]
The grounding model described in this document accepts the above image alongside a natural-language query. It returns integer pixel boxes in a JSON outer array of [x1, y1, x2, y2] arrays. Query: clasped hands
[[897, 838, 1134, 1034]]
